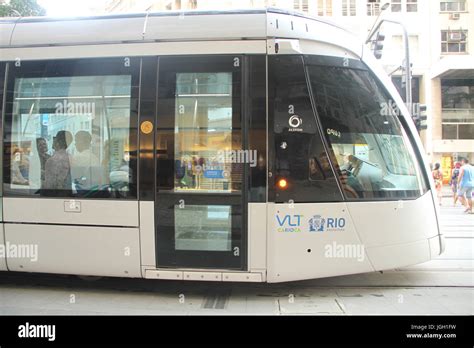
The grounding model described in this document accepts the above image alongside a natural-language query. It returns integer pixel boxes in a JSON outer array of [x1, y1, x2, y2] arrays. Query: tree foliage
[[0, 0, 46, 17]]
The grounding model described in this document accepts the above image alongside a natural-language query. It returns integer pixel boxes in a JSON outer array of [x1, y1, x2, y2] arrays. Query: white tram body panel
[[0, 9, 444, 282]]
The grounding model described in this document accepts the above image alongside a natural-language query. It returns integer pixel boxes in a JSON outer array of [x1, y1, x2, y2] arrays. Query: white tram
[[0, 8, 444, 282]]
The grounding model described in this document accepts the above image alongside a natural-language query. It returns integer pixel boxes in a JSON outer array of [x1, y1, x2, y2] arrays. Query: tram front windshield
[[307, 64, 429, 200]]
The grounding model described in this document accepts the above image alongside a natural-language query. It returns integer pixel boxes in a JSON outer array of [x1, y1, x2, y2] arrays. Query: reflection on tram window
[[7, 75, 133, 197], [175, 205, 232, 251], [308, 65, 428, 199], [270, 56, 343, 203], [174, 72, 242, 193]]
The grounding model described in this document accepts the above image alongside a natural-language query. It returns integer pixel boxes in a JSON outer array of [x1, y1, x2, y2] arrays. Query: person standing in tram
[[71, 130, 102, 193], [432, 163, 443, 205], [44, 130, 73, 194]]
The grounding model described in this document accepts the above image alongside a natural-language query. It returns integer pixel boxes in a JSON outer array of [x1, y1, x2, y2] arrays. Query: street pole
[[366, 16, 412, 115]]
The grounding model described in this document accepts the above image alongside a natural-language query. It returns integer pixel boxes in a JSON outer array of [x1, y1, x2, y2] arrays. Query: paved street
[[0, 191, 472, 315]]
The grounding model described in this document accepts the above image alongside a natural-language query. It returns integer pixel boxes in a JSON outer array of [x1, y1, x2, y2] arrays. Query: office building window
[[441, 30, 468, 53], [367, 0, 381, 16], [441, 79, 474, 140], [406, 0, 417, 12], [294, 0, 309, 12], [342, 0, 356, 16], [390, 0, 417, 12], [392, 76, 420, 104], [317, 0, 332, 16], [440, 0, 466, 12], [391, 0, 402, 12]]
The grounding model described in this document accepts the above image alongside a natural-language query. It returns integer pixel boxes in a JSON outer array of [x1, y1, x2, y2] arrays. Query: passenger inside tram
[[11, 146, 29, 185], [44, 130, 73, 192], [71, 130, 102, 192], [36, 137, 51, 189]]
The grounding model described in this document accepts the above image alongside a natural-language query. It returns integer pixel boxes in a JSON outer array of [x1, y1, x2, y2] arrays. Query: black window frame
[[0, 62, 6, 199], [246, 55, 267, 203], [2, 57, 140, 200]]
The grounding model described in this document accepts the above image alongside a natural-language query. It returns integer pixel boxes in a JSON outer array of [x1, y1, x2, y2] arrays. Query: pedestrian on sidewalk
[[450, 162, 461, 206], [432, 163, 443, 205], [457, 158, 474, 214]]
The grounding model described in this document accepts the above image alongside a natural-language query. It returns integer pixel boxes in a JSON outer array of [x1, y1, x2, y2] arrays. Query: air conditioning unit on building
[[449, 32, 462, 40], [450, 13, 461, 20]]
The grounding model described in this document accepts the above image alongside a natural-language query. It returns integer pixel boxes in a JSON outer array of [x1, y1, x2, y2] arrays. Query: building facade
[[102, 0, 474, 179]]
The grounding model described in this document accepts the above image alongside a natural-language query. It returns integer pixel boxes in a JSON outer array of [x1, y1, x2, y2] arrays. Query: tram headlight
[[277, 178, 288, 189]]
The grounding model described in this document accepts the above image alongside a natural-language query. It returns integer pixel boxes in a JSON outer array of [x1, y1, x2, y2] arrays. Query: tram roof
[[0, 7, 358, 49]]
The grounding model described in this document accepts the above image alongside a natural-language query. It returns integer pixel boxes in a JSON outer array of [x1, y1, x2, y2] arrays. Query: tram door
[[155, 56, 247, 270]]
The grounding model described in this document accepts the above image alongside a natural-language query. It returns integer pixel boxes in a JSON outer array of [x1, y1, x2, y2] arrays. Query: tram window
[[307, 63, 428, 200], [173, 72, 242, 193], [5, 74, 134, 198], [175, 204, 232, 251], [0, 63, 4, 197], [269, 56, 343, 203], [0, 63, 4, 118]]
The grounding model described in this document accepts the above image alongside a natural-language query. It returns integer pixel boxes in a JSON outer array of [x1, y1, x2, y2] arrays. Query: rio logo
[[309, 215, 346, 232]]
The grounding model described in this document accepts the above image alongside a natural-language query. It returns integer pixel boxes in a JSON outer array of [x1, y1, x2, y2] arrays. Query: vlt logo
[[276, 214, 303, 232]]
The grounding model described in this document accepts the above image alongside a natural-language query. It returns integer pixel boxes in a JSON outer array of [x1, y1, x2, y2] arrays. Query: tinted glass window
[[307, 63, 428, 200], [0, 63, 4, 118], [248, 56, 267, 202], [441, 79, 474, 109], [174, 72, 240, 193], [3, 59, 138, 198], [269, 56, 342, 203], [0, 63, 4, 197]]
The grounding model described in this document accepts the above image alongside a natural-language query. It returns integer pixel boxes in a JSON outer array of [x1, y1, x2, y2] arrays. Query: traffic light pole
[[366, 19, 412, 116]]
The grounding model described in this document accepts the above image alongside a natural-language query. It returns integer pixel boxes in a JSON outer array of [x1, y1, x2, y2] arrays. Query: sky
[[37, 0, 110, 17]]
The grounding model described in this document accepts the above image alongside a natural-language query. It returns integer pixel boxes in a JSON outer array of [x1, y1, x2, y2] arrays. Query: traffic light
[[411, 104, 428, 132], [412, 115, 421, 131], [373, 31, 385, 59], [419, 104, 427, 130]]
